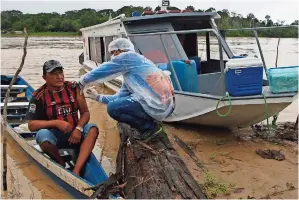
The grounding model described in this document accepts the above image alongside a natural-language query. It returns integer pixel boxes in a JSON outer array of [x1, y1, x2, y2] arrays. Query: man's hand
[[68, 129, 82, 144], [56, 120, 73, 133], [86, 87, 100, 100]]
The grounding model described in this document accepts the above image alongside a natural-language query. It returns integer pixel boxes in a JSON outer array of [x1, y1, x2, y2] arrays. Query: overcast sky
[[1, 0, 298, 24]]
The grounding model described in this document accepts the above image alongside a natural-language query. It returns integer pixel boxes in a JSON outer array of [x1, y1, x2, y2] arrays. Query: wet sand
[[87, 85, 298, 199]]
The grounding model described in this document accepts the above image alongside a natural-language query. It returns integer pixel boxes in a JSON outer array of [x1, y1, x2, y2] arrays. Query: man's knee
[[107, 101, 119, 119], [40, 141, 53, 152], [36, 129, 57, 146], [88, 127, 99, 139], [83, 124, 99, 139]]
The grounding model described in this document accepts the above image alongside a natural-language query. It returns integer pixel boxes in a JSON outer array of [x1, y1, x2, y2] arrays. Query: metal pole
[[206, 32, 210, 63], [159, 34, 182, 91], [210, 19, 234, 58], [253, 30, 268, 79], [223, 25, 298, 32]]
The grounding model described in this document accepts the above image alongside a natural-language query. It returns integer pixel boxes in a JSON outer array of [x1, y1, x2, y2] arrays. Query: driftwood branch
[[1, 27, 28, 191], [275, 37, 280, 68], [85, 123, 206, 199]]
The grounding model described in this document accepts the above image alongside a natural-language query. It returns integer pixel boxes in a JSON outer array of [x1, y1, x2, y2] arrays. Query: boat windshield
[[131, 34, 184, 64]]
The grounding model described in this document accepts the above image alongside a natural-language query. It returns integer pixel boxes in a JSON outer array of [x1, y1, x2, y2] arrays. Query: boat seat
[[0, 85, 28, 89], [0, 102, 29, 108], [32, 144, 76, 170]]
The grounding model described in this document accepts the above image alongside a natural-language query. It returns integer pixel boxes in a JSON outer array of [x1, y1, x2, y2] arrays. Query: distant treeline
[[1, 5, 298, 37]]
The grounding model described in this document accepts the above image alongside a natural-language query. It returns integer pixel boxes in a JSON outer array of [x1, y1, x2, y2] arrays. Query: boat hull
[[81, 64, 297, 128], [170, 102, 291, 128], [103, 79, 296, 128]]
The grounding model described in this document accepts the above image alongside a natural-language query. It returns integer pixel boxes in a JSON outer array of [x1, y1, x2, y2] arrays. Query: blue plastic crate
[[268, 66, 298, 94]]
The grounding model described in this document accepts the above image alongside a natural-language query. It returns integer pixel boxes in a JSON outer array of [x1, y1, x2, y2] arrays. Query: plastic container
[[268, 66, 298, 94], [225, 58, 263, 96], [188, 56, 201, 74], [167, 60, 199, 93]]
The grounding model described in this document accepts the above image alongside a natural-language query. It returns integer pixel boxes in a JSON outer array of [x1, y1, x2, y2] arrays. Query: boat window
[[177, 33, 198, 57], [200, 32, 229, 74], [104, 36, 114, 61], [202, 32, 229, 61], [88, 37, 96, 62], [130, 34, 182, 64], [88, 37, 106, 63]]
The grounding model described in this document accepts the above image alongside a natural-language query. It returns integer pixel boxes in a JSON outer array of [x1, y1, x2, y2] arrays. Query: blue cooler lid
[[225, 57, 263, 71]]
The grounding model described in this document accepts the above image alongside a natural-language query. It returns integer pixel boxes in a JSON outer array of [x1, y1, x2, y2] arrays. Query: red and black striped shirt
[[26, 81, 79, 128]]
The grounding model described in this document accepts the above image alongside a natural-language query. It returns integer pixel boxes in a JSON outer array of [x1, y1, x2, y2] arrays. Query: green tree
[[154, 6, 161, 12], [144, 6, 152, 11], [205, 7, 216, 12], [185, 5, 195, 11], [60, 19, 75, 31], [265, 15, 273, 26], [12, 20, 24, 31], [1, 19, 11, 30], [47, 18, 61, 31], [291, 20, 298, 25], [167, 6, 180, 10]]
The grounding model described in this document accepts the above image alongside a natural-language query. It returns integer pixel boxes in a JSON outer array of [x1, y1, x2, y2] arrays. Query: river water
[[1, 36, 298, 198]]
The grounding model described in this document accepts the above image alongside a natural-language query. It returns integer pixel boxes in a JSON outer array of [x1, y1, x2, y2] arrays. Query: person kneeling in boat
[[79, 38, 175, 141], [25, 60, 99, 176]]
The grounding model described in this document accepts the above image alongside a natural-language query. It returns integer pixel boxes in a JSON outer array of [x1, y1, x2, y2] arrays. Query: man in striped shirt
[[26, 60, 99, 176]]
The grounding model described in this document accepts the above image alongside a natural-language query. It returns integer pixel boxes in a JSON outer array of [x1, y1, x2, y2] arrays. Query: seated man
[[26, 60, 99, 176]]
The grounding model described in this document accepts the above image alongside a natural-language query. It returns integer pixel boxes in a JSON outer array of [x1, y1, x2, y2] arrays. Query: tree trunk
[[87, 123, 206, 199]]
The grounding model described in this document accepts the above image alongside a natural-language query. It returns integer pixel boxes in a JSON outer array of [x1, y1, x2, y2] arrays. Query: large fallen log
[[86, 123, 206, 199]]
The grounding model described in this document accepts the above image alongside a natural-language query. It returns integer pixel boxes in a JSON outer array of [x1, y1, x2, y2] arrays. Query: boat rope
[[215, 92, 232, 117], [262, 93, 272, 137], [272, 114, 278, 126], [215, 92, 273, 136]]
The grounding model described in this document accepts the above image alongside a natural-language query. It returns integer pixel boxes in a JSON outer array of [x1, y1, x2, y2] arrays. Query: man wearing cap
[[26, 60, 99, 176], [79, 38, 175, 141]]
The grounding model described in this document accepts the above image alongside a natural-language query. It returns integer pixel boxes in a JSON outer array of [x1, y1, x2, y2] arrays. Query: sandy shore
[[87, 84, 298, 199]]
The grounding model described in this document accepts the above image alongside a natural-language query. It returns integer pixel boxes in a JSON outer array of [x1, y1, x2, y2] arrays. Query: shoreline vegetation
[[2, 31, 297, 38], [1, 6, 298, 38], [1, 32, 80, 37]]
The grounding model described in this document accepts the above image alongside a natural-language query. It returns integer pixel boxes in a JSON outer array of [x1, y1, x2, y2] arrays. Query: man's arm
[[26, 96, 73, 133], [80, 52, 141, 86], [68, 86, 91, 144], [96, 83, 130, 104], [76, 86, 90, 128], [28, 120, 58, 132]]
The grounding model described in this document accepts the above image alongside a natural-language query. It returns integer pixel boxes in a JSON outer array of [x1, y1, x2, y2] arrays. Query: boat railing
[[128, 29, 225, 92], [221, 25, 298, 32], [220, 25, 299, 79]]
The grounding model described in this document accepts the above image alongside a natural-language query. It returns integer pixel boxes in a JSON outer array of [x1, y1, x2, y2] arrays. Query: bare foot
[[73, 170, 80, 176]]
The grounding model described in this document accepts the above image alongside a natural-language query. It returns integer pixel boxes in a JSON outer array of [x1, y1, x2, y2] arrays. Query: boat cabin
[[80, 11, 234, 96]]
